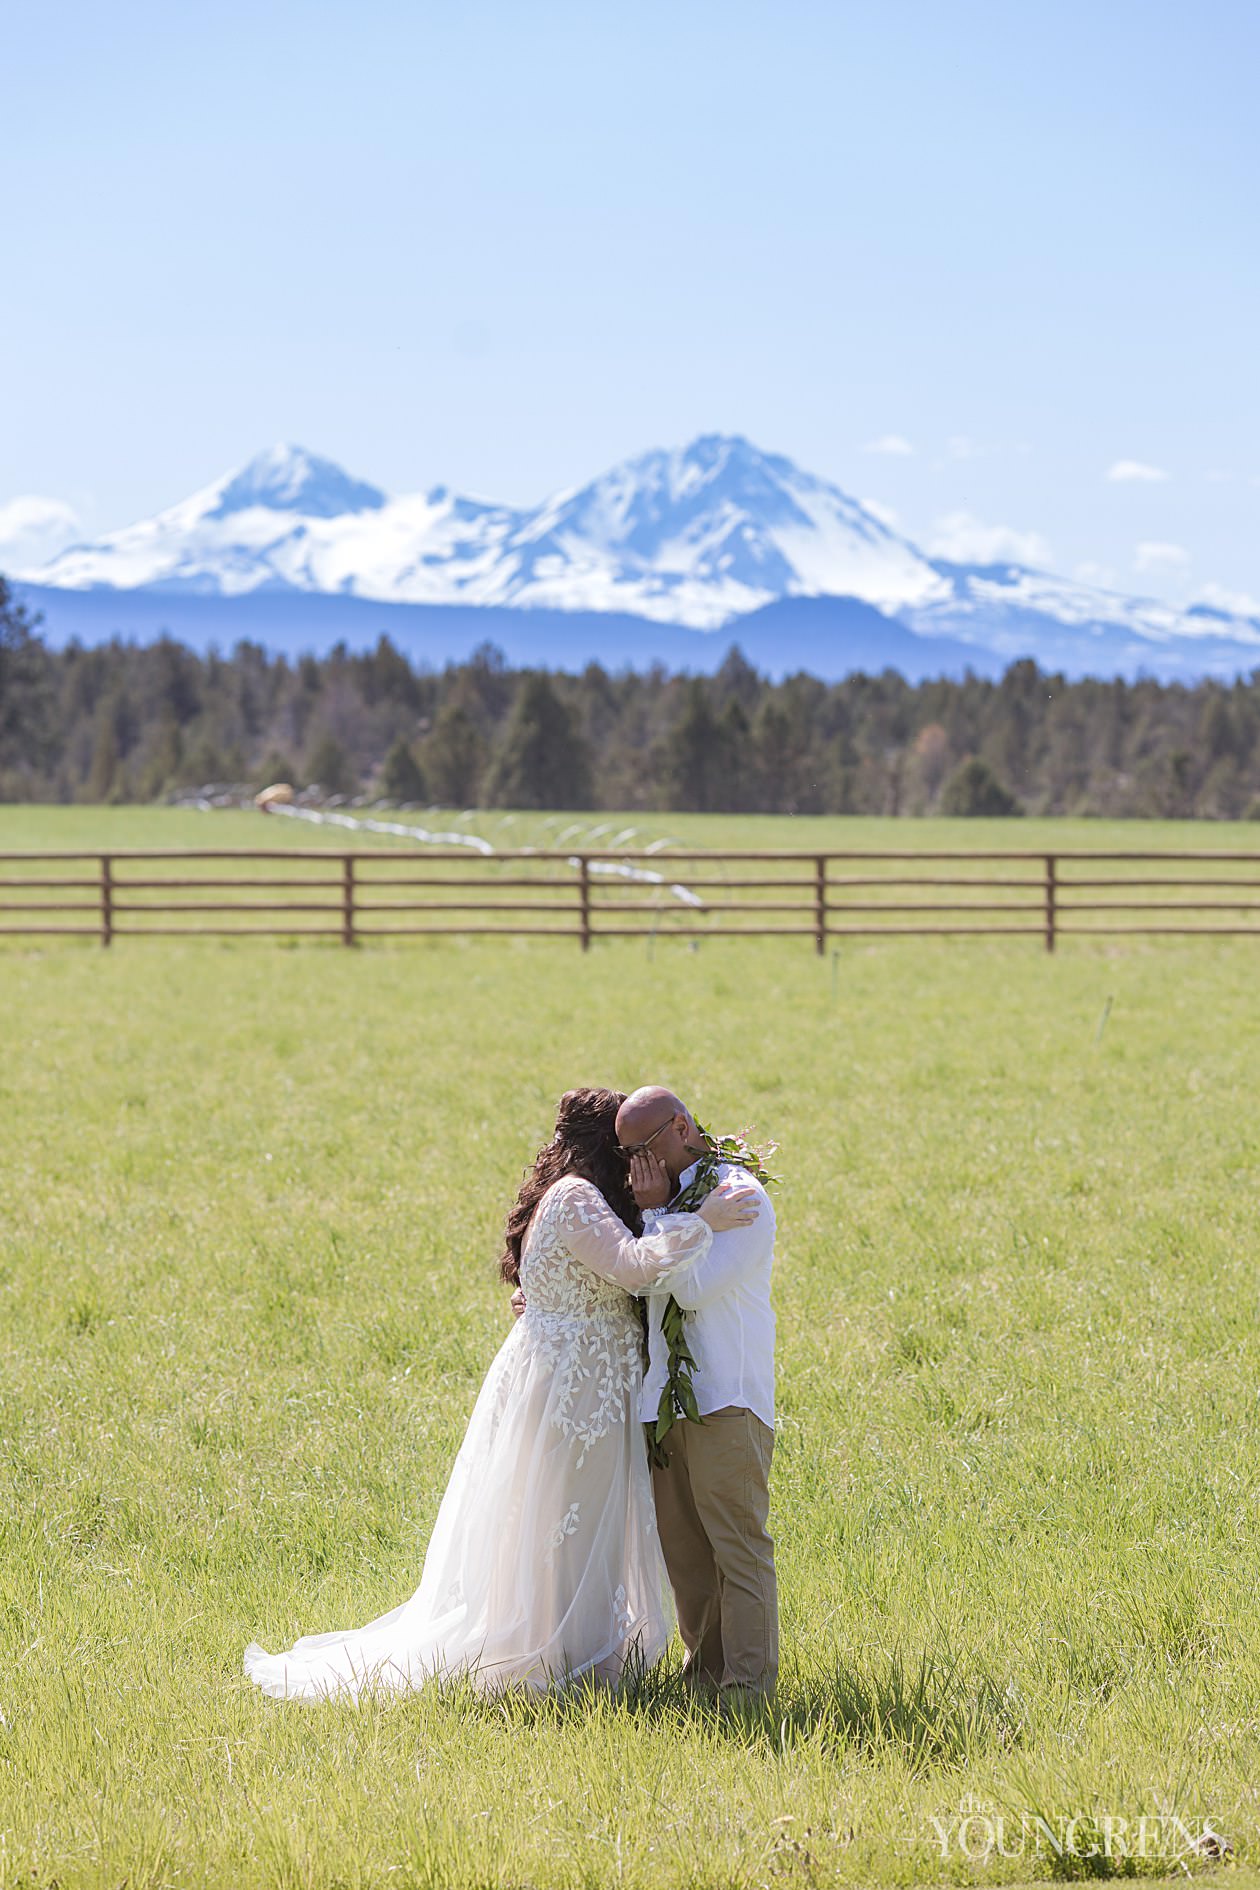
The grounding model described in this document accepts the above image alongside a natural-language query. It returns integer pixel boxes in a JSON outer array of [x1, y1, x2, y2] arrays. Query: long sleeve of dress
[[643, 1187, 775, 1310], [552, 1178, 712, 1294]]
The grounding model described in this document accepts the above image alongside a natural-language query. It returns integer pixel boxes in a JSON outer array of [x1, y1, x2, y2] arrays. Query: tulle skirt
[[244, 1308, 672, 1701]]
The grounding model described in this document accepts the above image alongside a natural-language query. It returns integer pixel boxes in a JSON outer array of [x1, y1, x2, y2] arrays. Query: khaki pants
[[651, 1404, 778, 1695]]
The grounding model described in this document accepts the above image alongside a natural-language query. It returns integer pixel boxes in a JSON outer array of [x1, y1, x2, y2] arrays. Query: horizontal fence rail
[[3, 848, 1260, 950]]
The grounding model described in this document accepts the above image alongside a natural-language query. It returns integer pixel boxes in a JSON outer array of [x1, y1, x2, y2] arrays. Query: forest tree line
[[1, 577, 1257, 818]]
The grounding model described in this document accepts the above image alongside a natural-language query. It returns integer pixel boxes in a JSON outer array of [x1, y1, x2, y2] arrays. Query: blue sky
[[3, 0, 1257, 610]]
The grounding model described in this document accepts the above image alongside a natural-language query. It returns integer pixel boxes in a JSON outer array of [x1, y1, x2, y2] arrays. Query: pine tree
[[181, 731, 228, 788], [0, 577, 54, 786], [86, 714, 121, 802], [659, 681, 715, 810], [424, 702, 486, 805], [715, 699, 754, 811], [754, 697, 796, 812], [136, 718, 183, 800], [939, 756, 1022, 817], [484, 674, 592, 809], [255, 750, 299, 790], [303, 728, 355, 797], [379, 737, 428, 804]]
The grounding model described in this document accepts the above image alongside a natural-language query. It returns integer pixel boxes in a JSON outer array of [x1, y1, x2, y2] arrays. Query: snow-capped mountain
[[20, 435, 1260, 678], [896, 560, 1260, 677], [32, 435, 948, 626], [33, 444, 516, 602], [486, 436, 948, 625], [208, 443, 387, 520]]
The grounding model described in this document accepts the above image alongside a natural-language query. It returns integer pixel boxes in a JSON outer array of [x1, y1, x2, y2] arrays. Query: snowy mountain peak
[[582, 433, 810, 522], [503, 432, 938, 623], [208, 444, 386, 520], [19, 434, 1260, 675]]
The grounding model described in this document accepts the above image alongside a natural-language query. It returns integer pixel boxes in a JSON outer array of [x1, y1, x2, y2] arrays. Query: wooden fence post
[[578, 857, 591, 952], [1044, 854, 1057, 953], [814, 856, 827, 955], [100, 855, 113, 948], [342, 855, 356, 947]]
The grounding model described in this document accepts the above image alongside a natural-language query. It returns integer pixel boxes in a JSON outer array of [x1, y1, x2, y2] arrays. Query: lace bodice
[[519, 1175, 712, 1319], [513, 1176, 713, 1468]]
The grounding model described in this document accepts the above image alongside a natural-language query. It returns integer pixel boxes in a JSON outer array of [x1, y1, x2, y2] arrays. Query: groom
[[615, 1086, 779, 1700]]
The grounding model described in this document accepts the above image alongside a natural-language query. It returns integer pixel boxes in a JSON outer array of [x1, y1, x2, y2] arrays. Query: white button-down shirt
[[640, 1160, 777, 1430]]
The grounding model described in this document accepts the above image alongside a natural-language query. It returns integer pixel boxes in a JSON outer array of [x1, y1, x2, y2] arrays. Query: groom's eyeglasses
[[615, 1117, 676, 1162]]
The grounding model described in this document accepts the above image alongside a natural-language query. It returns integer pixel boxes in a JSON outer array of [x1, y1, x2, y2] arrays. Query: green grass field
[[4, 806, 1260, 1888], [5, 798, 1260, 855]]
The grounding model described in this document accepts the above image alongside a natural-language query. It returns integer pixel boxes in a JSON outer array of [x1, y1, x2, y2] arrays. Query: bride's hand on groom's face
[[698, 1182, 758, 1231], [630, 1151, 671, 1210]]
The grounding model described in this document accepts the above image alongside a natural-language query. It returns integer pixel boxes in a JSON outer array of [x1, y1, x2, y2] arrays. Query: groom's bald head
[[617, 1086, 685, 1138], [616, 1086, 704, 1185]]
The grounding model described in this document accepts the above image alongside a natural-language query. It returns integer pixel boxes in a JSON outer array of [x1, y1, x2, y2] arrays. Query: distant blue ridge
[[19, 581, 1258, 682]]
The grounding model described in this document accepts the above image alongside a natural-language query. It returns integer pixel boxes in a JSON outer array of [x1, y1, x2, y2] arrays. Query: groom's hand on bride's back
[[629, 1151, 671, 1210], [510, 1286, 526, 1320]]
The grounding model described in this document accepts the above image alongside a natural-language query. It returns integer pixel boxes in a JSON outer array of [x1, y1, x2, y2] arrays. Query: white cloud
[[1198, 581, 1260, 619], [1107, 459, 1168, 484], [945, 434, 978, 460], [1074, 560, 1118, 590], [859, 497, 900, 530], [0, 495, 82, 571], [1133, 540, 1190, 575], [927, 510, 1052, 568], [862, 433, 914, 456]]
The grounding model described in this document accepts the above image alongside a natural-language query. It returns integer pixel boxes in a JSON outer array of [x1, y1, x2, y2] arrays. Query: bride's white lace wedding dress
[[244, 1175, 712, 1700]]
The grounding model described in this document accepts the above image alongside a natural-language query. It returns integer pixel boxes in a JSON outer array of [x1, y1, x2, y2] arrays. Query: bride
[[244, 1086, 754, 1700]]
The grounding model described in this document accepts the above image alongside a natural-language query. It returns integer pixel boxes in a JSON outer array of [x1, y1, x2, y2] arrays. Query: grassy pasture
[[3, 807, 1260, 1888], [5, 799, 1260, 853]]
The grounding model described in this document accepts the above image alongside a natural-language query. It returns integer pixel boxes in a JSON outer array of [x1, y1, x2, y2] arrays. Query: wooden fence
[[4, 848, 1260, 950]]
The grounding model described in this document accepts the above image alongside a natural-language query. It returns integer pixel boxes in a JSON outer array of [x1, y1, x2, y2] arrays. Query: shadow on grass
[[408, 1642, 1024, 1773]]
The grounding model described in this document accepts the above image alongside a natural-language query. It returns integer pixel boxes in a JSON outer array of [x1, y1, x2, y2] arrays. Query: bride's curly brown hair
[[500, 1087, 642, 1285]]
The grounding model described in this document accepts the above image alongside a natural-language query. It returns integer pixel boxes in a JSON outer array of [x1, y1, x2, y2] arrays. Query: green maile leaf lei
[[648, 1122, 778, 1469]]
